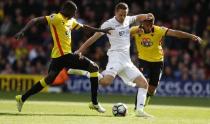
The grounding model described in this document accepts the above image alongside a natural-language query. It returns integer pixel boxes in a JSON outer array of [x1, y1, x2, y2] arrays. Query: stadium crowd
[[0, 0, 210, 80]]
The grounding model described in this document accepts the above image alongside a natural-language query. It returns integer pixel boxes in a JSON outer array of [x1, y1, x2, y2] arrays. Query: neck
[[115, 17, 123, 24], [144, 29, 151, 34], [144, 26, 154, 34], [60, 12, 69, 20]]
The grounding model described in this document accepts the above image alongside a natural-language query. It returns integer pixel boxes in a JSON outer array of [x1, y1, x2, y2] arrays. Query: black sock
[[90, 77, 98, 105], [147, 93, 152, 98], [22, 81, 44, 102]]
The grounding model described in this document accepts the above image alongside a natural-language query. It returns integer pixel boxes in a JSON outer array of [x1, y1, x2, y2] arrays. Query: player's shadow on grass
[[0, 112, 113, 117]]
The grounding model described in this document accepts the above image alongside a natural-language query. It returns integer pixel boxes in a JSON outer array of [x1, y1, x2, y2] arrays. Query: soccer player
[[130, 13, 202, 107], [15, 0, 112, 113], [74, 2, 153, 117]]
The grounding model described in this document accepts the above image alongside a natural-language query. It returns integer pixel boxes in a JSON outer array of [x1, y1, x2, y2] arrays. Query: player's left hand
[[192, 35, 202, 44], [101, 27, 114, 34], [147, 13, 154, 21], [14, 31, 24, 40]]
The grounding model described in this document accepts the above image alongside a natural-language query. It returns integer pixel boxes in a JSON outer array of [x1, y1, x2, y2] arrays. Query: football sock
[[90, 77, 98, 105], [145, 93, 153, 106], [22, 81, 44, 102], [136, 88, 147, 110], [68, 69, 89, 77], [90, 72, 99, 105]]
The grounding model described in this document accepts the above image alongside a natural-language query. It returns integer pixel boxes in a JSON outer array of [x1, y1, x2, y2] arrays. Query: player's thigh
[[118, 63, 146, 87], [149, 62, 163, 87], [138, 59, 151, 80], [66, 54, 98, 72], [99, 74, 115, 86], [103, 60, 122, 79], [45, 58, 64, 85]]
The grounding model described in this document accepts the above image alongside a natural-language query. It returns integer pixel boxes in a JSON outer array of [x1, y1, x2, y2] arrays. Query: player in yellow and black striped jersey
[[14, 0, 112, 113], [130, 13, 202, 108]]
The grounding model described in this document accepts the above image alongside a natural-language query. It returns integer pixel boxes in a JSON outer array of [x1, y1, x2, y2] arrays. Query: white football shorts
[[103, 51, 144, 86]]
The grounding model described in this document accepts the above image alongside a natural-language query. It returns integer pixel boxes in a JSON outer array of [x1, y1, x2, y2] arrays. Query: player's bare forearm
[[78, 32, 102, 53], [136, 13, 154, 22], [166, 29, 202, 43], [166, 29, 193, 39], [83, 25, 112, 34], [15, 17, 47, 40]]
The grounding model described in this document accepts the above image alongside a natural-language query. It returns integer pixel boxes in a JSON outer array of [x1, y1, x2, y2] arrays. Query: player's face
[[115, 9, 128, 23], [142, 21, 153, 33]]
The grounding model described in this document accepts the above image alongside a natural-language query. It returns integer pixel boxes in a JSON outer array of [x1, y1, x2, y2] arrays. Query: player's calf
[[145, 85, 157, 106], [134, 76, 148, 89]]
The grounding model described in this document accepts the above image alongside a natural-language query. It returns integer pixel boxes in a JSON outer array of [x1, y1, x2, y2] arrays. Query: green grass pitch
[[0, 91, 210, 124]]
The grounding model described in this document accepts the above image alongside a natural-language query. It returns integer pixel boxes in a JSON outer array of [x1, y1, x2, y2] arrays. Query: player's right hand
[[14, 31, 24, 40], [74, 50, 83, 60], [192, 35, 202, 44]]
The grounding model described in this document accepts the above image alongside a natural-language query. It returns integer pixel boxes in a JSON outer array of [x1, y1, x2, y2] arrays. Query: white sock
[[136, 88, 147, 110], [98, 73, 104, 80], [68, 69, 89, 77]]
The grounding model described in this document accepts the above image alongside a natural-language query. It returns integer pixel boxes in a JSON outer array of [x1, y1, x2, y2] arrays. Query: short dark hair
[[115, 2, 128, 11], [61, 0, 77, 11]]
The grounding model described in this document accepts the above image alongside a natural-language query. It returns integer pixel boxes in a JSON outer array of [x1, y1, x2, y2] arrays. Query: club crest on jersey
[[50, 14, 55, 21], [119, 30, 129, 36], [141, 38, 153, 47], [65, 31, 71, 38]]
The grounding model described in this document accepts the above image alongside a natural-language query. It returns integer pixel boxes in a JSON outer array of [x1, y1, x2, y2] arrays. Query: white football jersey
[[101, 16, 136, 54]]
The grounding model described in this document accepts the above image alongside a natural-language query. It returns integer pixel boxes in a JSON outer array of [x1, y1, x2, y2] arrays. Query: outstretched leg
[[133, 76, 153, 117], [68, 54, 105, 113], [15, 70, 60, 112]]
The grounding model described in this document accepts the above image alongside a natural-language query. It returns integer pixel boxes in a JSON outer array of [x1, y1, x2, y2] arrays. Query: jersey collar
[[143, 26, 155, 34]]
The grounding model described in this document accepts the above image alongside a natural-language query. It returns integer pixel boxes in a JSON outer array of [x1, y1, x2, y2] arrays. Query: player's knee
[[134, 76, 148, 89], [45, 71, 59, 85], [99, 75, 114, 87], [99, 79, 111, 87]]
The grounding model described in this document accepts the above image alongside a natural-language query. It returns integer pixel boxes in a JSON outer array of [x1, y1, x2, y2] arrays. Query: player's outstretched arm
[[75, 32, 103, 54], [136, 13, 154, 22], [14, 17, 47, 40], [82, 25, 113, 34], [166, 29, 202, 43]]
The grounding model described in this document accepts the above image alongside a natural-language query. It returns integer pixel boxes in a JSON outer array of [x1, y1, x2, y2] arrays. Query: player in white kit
[[74, 2, 153, 117]]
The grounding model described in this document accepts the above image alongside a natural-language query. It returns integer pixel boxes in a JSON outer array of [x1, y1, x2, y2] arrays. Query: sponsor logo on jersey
[[141, 38, 153, 47]]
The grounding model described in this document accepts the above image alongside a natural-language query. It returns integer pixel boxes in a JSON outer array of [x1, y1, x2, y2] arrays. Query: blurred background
[[0, 0, 210, 97]]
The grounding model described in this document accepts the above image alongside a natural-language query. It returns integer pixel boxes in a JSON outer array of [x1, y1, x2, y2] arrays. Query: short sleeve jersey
[[130, 25, 168, 62], [100, 16, 137, 53], [45, 13, 83, 58]]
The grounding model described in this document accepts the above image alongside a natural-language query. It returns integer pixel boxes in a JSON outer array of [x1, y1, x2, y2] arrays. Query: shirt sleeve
[[72, 18, 83, 30], [100, 21, 110, 29], [130, 26, 139, 37], [45, 14, 60, 25], [160, 26, 168, 36], [127, 16, 137, 25], [99, 21, 111, 35]]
